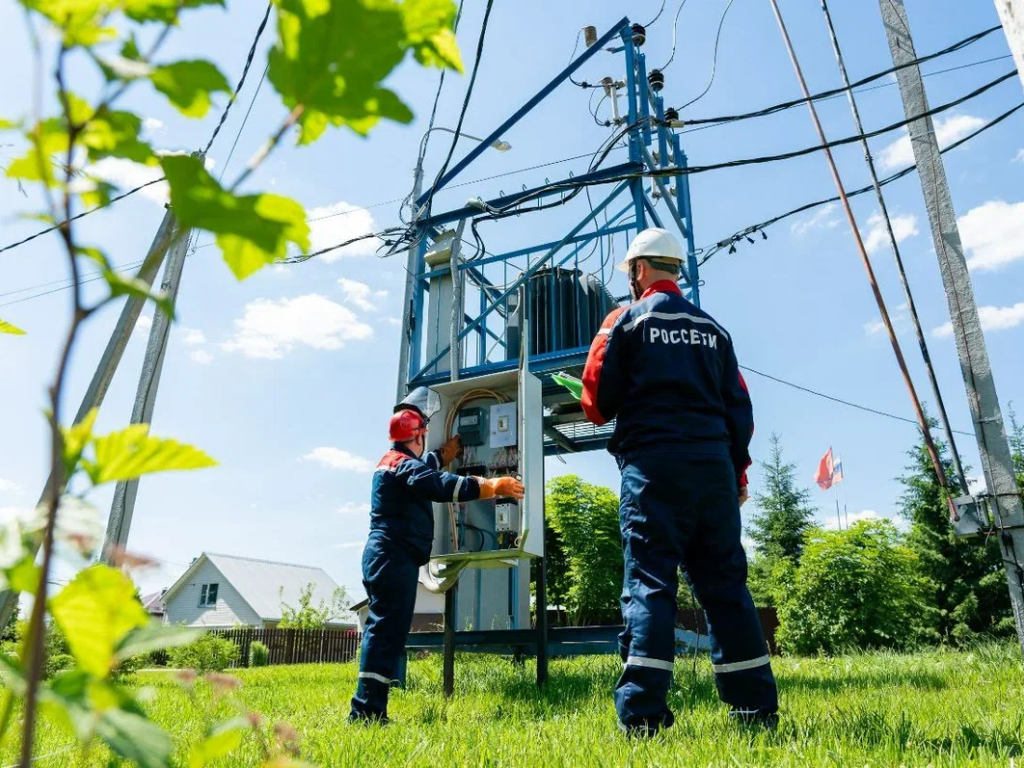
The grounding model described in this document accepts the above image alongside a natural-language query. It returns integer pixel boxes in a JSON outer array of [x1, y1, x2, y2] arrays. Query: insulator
[[631, 23, 646, 46], [583, 25, 598, 47], [664, 107, 679, 122], [601, 76, 615, 96], [648, 69, 665, 92]]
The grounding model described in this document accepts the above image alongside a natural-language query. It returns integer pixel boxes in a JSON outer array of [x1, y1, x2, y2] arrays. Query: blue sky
[[1, 0, 1022, 604]]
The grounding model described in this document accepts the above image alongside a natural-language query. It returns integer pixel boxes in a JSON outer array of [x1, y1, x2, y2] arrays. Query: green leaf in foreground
[[83, 423, 217, 485], [160, 154, 309, 279], [0, 318, 26, 335], [268, 0, 459, 143], [150, 60, 231, 118], [50, 565, 150, 677]]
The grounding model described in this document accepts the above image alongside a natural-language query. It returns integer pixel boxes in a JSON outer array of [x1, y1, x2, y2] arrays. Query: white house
[[351, 582, 445, 633], [162, 552, 356, 629]]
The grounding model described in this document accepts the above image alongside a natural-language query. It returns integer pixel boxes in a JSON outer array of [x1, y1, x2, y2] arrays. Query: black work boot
[[618, 719, 664, 739]]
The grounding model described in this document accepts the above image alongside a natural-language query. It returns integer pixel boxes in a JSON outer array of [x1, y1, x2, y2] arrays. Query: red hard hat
[[389, 409, 427, 442]]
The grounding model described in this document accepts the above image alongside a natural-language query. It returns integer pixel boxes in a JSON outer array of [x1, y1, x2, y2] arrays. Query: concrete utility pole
[[880, 0, 1024, 656], [102, 220, 193, 561], [0, 210, 180, 626], [995, 0, 1024, 92]]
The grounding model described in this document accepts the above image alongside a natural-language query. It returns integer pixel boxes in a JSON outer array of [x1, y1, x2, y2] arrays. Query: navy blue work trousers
[[350, 532, 418, 721], [616, 451, 778, 730]]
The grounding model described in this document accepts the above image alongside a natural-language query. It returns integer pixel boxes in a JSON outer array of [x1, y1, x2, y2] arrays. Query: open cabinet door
[[519, 364, 545, 559]]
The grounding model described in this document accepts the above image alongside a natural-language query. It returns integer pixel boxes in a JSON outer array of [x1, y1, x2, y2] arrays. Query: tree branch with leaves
[[0, 0, 462, 764]]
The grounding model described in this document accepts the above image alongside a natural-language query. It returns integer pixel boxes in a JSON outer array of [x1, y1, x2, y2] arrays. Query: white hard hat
[[617, 228, 685, 272]]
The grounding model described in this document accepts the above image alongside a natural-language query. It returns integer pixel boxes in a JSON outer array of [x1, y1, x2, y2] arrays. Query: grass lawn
[[5, 644, 1024, 766]]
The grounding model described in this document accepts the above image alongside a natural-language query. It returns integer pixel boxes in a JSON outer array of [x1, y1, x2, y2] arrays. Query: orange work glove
[[476, 476, 525, 500], [439, 435, 462, 466]]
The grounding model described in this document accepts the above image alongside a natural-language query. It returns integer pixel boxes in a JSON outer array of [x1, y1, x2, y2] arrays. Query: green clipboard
[[552, 372, 583, 401]]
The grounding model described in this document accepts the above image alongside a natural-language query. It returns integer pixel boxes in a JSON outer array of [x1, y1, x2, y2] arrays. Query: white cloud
[[933, 302, 1024, 338], [333, 540, 366, 551], [0, 479, 23, 495], [338, 278, 387, 312], [87, 158, 168, 205], [1013, 149, 1024, 164], [302, 447, 374, 473], [134, 314, 153, 337], [338, 502, 371, 515], [863, 211, 918, 254], [967, 476, 987, 495], [878, 114, 985, 170], [863, 319, 887, 336], [958, 200, 1024, 272], [143, 117, 165, 133], [306, 202, 383, 262], [190, 349, 214, 365], [181, 328, 206, 346], [791, 203, 839, 236], [221, 294, 373, 359], [385, 317, 402, 326]]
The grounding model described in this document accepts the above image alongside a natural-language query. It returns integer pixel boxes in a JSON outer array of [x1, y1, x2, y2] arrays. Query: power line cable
[[676, 24, 1003, 122], [700, 99, 1024, 263], [0, 30, 1004, 259], [0, 4, 273, 258], [660, 0, 692, 71], [739, 365, 974, 436], [218, 62, 269, 183], [676, 0, 738, 111], [645, 0, 668, 28], [421, 0, 496, 213], [818, 0, 968, 491], [202, 2, 274, 156]]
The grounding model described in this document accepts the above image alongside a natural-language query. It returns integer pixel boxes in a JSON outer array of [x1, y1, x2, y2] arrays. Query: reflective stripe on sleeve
[[452, 475, 465, 503], [625, 655, 674, 672], [711, 654, 770, 674], [359, 671, 391, 685]]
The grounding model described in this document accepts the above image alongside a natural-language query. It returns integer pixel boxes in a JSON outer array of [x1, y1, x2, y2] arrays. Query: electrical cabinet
[[423, 368, 545, 569]]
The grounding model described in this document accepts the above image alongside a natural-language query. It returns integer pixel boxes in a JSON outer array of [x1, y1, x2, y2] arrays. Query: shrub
[[250, 641, 270, 667], [775, 520, 937, 655], [168, 633, 240, 672]]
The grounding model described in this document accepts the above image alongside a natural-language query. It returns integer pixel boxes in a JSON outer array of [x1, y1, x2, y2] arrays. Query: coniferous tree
[[746, 433, 817, 606], [898, 420, 1012, 642]]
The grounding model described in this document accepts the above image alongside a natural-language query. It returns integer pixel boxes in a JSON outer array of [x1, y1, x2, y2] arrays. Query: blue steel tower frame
[[398, 17, 699, 455], [392, 17, 703, 692]]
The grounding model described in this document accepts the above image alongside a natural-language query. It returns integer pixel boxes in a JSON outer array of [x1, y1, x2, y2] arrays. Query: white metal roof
[[179, 552, 352, 623]]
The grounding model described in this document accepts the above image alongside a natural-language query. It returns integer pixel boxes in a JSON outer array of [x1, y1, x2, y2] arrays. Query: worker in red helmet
[[582, 228, 777, 736], [349, 395, 524, 724]]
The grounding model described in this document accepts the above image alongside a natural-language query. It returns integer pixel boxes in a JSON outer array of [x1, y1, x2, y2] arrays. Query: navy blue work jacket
[[581, 281, 754, 484], [368, 444, 481, 565]]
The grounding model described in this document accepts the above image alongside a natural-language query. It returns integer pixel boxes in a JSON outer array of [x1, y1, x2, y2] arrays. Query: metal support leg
[[536, 556, 548, 687], [443, 586, 457, 697], [102, 220, 193, 560], [0, 210, 178, 625]]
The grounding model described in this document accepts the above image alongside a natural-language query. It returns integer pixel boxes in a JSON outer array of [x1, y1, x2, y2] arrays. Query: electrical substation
[[396, 16, 703, 689]]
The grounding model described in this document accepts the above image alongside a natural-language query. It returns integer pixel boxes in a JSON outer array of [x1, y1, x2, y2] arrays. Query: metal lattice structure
[[396, 17, 699, 457]]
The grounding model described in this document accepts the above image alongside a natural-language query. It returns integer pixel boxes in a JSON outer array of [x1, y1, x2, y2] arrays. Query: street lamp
[[410, 126, 513, 219], [396, 127, 511, 401]]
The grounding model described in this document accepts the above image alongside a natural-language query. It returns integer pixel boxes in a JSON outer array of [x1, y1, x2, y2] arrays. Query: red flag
[[815, 447, 835, 491]]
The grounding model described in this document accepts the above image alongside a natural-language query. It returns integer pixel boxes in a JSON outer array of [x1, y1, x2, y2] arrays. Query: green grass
[[5, 644, 1024, 766]]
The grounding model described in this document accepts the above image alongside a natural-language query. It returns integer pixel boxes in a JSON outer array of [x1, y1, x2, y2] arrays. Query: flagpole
[[840, 454, 849, 529]]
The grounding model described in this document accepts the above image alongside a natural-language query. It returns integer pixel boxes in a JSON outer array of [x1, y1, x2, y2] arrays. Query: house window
[[199, 583, 219, 607]]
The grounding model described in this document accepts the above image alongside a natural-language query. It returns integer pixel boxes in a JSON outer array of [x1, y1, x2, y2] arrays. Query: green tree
[[898, 424, 1012, 643], [775, 520, 936, 654], [1008, 403, 1024, 490], [746, 433, 816, 606], [278, 583, 350, 630], [545, 476, 622, 624]]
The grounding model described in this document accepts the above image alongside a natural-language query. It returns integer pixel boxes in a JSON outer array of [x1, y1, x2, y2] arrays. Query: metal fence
[[212, 628, 361, 668]]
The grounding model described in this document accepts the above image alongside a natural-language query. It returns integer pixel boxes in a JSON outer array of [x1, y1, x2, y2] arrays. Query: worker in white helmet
[[581, 227, 778, 736]]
